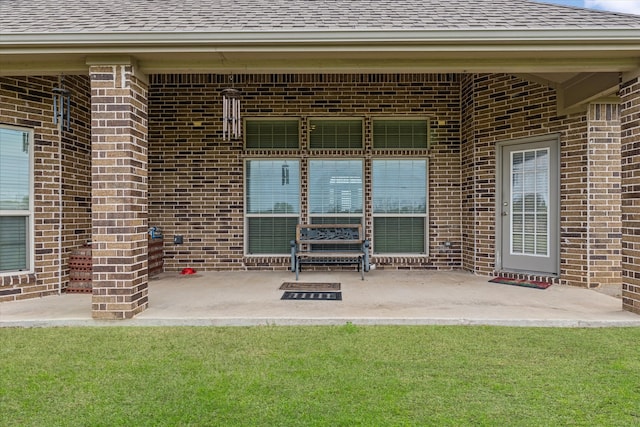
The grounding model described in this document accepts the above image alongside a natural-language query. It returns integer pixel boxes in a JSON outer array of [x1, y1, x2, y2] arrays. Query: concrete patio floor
[[1, 270, 639, 327]]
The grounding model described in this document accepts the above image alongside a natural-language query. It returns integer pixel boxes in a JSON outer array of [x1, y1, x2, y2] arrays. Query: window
[[245, 119, 299, 149], [511, 149, 549, 256], [373, 119, 429, 149], [0, 126, 32, 273], [309, 119, 363, 149], [373, 159, 427, 254], [243, 116, 431, 258], [308, 159, 363, 251], [309, 159, 363, 222], [245, 160, 300, 254]]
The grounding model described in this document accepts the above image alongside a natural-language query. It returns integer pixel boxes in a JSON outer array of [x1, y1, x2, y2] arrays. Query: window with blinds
[[245, 119, 300, 149], [308, 160, 364, 252], [372, 159, 427, 254], [309, 119, 363, 149], [245, 160, 300, 254], [309, 160, 363, 216], [373, 119, 429, 149], [0, 126, 32, 272]]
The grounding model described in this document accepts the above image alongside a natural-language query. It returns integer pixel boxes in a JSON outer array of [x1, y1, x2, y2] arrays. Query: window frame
[[244, 158, 301, 256], [241, 115, 433, 258], [371, 157, 429, 256], [0, 125, 34, 275]]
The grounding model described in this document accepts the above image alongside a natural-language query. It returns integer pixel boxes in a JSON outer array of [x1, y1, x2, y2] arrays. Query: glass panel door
[[500, 138, 558, 275]]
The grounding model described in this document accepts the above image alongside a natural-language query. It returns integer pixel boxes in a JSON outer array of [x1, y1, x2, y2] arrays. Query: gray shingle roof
[[1, 0, 639, 34]]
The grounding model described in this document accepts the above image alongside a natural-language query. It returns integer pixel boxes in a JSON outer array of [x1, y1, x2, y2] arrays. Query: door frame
[[495, 134, 561, 276]]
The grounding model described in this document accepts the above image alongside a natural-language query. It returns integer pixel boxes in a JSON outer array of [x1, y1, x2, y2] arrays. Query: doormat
[[279, 282, 341, 291], [281, 291, 342, 301], [489, 277, 552, 290]]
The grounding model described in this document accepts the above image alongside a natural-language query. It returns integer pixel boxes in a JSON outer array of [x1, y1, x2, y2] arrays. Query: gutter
[[2, 28, 640, 47]]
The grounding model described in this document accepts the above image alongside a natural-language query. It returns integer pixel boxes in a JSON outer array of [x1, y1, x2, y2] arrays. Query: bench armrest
[[290, 240, 297, 272], [362, 239, 371, 272]]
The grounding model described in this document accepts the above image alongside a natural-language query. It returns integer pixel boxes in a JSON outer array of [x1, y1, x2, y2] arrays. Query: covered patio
[[1, 0, 640, 320], [1, 270, 638, 327]]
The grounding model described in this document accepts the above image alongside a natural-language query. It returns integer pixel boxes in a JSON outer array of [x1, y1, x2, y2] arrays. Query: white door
[[498, 138, 559, 275]]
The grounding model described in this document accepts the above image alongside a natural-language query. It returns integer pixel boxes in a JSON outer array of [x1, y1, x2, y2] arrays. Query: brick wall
[[89, 64, 149, 319], [2, 71, 627, 303], [0, 76, 92, 302], [586, 103, 622, 288], [620, 77, 640, 314], [460, 74, 591, 286], [460, 75, 477, 272], [148, 74, 462, 271]]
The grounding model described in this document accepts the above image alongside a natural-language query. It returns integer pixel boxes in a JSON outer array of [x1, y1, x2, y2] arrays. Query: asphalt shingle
[[1, 0, 639, 34]]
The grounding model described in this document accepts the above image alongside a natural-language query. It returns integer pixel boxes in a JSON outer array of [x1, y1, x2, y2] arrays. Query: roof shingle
[[1, 0, 639, 34]]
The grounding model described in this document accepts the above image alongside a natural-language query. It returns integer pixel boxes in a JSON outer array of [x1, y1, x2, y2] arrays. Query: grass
[[1, 325, 639, 426]]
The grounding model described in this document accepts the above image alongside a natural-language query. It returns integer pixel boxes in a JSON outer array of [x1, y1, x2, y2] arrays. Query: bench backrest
[[296, 224, 363, 245]]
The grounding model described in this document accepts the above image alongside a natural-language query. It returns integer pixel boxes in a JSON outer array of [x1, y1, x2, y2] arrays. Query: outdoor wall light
[[221, 87, 241, 140], [52, 80, 71, 131]]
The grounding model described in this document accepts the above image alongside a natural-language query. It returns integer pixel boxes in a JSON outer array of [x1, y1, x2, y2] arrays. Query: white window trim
[[0, 125, 35, 276]]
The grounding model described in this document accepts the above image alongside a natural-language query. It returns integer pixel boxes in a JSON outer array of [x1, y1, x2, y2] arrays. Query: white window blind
[[373, 159, 427, 254], [245, 160, 299, 254], [0, 217, 28, 271], [309, 119, 363, 149], [510, 149, 549, 256], [245, 119, 299, 149], [373, 119, 428, 149], [0, 128, 30, 210], [309, 160, 363, 216]]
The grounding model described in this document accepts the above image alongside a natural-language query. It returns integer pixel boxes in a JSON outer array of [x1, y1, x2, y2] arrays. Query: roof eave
[[2, 28, 640, 47]]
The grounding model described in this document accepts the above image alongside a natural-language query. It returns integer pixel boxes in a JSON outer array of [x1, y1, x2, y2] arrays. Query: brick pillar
[[586, 103, 622, 288], [460, 74, 478, 272], [620, 77, 640, 314], [89, 62, 149, 319]]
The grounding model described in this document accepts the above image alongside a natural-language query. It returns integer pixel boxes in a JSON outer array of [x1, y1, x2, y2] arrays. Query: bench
[[290, 224, 370, 280]]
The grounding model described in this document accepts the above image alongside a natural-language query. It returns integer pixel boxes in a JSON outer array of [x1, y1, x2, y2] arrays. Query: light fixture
[[221, 87, 241, 140], [52, 77, 71, 131]]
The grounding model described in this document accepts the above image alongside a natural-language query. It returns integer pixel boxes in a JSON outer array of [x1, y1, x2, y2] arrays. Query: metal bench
[[290, 224, 370, 280]]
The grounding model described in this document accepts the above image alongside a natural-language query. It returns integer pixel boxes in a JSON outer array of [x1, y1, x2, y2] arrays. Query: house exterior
[[0, 0, 639, 319]]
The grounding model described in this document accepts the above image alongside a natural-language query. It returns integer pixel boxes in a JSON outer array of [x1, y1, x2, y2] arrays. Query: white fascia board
[[2, 28, 640, 47]]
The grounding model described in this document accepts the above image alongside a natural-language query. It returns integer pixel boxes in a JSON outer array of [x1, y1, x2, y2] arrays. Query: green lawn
[[1, 326, 639, 426]]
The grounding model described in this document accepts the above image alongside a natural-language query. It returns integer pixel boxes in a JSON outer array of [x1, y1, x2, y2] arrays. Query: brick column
[[586, 103, 622, 288], [89, 62, 149, 319], [620, 76, 640, 315]]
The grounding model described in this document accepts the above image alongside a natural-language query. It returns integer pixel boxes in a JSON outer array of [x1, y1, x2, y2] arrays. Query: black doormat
[[280, 282, 341, 291], [281, 291, 342, 301]]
